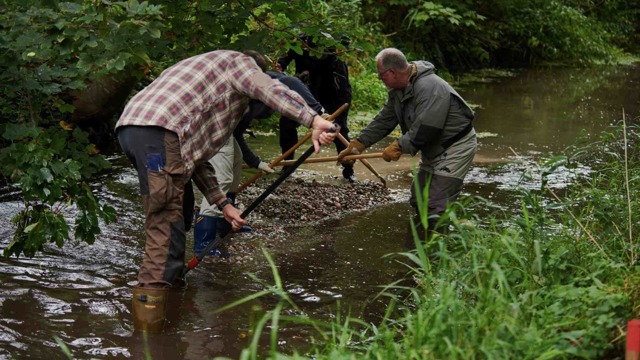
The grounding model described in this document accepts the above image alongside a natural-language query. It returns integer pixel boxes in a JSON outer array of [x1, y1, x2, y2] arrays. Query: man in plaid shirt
[[116, 50, 337, 333]]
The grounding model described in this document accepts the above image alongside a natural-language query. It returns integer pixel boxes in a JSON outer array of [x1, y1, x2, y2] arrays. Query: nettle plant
[[0, 1, 165, 257]]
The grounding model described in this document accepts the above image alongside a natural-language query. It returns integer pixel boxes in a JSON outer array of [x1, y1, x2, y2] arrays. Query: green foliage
[[0, 123, 115, 257], [0, 1, 164, 257], [350, 71, 388, 112], [0, 1, 166, 123], [503, 0, 620, 65], [241, 0, 380, 57], [563, 120, 640, 264], [148, 0, 380, 69], [362, 0, 638, 69]]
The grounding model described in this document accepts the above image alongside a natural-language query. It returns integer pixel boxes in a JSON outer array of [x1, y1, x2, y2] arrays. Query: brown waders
[[117, 125, 189, 333]]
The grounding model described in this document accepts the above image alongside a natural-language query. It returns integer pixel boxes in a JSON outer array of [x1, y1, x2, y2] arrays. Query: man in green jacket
[[338, 48, 477, 239]]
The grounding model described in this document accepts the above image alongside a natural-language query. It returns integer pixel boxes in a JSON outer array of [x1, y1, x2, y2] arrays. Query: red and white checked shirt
[[116, 50, 317, 203]]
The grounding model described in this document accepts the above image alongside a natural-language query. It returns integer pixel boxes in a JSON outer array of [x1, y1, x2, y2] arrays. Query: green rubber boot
[[131, 285, 168, 334]]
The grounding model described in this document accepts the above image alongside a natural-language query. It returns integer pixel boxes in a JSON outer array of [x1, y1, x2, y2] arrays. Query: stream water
[[0, 64, 639, 359]]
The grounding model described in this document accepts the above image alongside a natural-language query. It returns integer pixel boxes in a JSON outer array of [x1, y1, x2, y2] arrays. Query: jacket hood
[[412, 61, 435, 80]]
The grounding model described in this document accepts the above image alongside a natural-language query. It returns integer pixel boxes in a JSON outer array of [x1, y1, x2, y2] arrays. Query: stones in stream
[[202, 178, 391, 265]]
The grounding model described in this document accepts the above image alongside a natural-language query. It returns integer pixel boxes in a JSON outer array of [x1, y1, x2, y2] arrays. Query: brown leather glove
[[382, 140, 402, 162], [337, 139, 366, 165]]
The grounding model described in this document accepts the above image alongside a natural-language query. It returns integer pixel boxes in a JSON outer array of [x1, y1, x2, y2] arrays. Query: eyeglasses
[[377, 68, 392, 79]]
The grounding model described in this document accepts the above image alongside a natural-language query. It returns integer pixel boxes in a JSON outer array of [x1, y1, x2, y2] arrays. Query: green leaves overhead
[[152, 0, 372, 60]]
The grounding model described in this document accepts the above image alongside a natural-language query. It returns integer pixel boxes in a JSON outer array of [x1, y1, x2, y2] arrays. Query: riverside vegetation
[[217, 116, 640, 359]]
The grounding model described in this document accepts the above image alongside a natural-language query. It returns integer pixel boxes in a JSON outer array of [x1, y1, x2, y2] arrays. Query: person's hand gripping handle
[[310, 115, 339, 152]]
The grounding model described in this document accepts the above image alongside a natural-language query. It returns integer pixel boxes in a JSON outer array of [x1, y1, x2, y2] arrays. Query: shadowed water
[[0, 64, 638, 359]]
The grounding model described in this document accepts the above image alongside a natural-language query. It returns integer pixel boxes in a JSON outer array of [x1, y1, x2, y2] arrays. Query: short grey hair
[[375, 48, 409, 71]]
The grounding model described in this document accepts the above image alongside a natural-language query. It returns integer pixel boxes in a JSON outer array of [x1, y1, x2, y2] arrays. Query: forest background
[[1, 1, 640, 357]]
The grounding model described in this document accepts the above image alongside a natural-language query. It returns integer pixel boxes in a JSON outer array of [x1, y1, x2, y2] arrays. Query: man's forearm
[[191, 162, 225, 205]]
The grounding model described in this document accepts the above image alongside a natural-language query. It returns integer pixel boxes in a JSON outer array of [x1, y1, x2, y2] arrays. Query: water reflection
[[0, 64, 638, 359], [466, 65, 640, 161]]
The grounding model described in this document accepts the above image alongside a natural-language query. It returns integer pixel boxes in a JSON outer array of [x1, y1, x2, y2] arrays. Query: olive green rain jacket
[[357, 61, 477, 179]]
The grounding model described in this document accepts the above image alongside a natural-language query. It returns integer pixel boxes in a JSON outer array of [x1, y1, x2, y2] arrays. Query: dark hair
[[299, 33, 316, 48], [243, 50, 269, 72]]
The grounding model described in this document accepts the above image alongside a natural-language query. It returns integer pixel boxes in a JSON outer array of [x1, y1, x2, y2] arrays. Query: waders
[[132, 285, 168, 334]]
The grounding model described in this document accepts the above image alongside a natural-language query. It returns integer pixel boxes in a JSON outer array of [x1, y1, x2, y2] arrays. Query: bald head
[[375, 48, 409, 72]]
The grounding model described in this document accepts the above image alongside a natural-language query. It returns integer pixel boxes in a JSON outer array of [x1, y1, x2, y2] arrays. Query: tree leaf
[[24, 222, 38, 233]]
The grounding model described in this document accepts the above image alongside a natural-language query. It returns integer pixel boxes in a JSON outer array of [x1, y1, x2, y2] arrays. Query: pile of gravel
[[203, 177, 392, 265], [238, 177, 391, 225]]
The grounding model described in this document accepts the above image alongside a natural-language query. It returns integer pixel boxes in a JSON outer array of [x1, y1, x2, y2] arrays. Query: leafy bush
[[0, 1, 164, 257], [0, 1, 166, 123], [362, 0, 636, 69], [0, 123, 116, 257], [350, 71, 388, 112], [503, 0, 620, 65]]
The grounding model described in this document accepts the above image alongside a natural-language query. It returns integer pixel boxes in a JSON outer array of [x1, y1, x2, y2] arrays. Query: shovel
[[182, 123, 341, 276]]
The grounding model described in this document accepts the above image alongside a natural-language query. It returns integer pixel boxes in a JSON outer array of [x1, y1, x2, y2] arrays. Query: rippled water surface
[[0, 64, 639, 359]]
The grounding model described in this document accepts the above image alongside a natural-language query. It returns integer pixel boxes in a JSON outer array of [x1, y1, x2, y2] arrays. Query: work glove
[[337, 139, 366, 165], [258, 161, 274, 173], [382, 140, 402, 162]]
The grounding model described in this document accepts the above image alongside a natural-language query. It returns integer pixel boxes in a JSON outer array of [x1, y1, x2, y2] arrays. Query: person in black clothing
[[275, 35, 355, 182], [235, 71, 325, 171]]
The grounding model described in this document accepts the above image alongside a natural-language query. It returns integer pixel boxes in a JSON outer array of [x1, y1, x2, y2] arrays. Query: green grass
[[213, 116, 640, 359]]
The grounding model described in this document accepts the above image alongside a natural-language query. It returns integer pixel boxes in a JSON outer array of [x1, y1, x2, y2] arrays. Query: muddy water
[[1, 64, 639, 359]]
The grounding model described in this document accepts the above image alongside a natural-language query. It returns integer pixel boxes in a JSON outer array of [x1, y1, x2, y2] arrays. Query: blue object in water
[[193, 214, 226, 256], [193, 214, 251, 257]]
